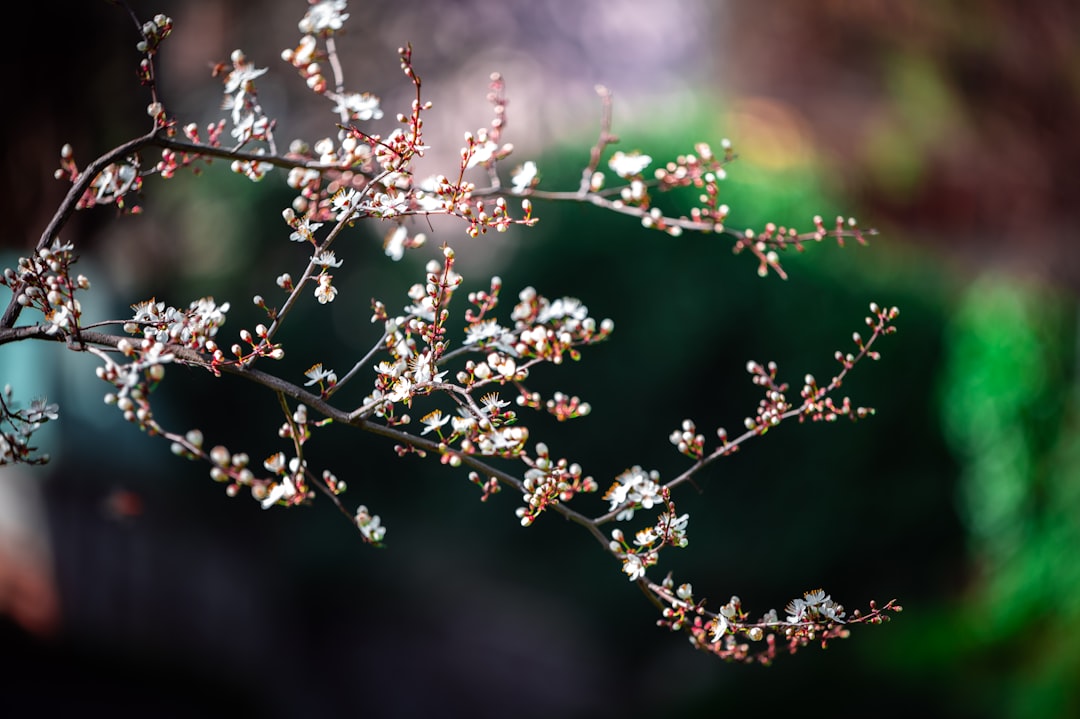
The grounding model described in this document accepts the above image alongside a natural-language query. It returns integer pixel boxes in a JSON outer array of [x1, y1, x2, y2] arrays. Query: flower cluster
[[126, 297, 230, 352], [96, 337, 175, 432], [218, 49, 275, 179], [1, 239, 88, 337], [135, 13, 172, 55], [85, 158, 143, 210], [354, 504, 387, 545], [0, 386, 59, 466], [515, 442, 598, 526], [606, 484, 689, 581], [603, 465, 662, 521]]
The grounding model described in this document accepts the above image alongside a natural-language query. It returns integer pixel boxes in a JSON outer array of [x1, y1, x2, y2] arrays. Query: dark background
[[1, 1, 1078, 717]]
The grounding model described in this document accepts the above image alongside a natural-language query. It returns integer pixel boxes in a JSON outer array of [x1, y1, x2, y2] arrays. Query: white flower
[[710, 614, 730, 643], [91, 161, 139, 202], [465, 320, 517, 356], [486, 351, 516, 379], [409, 351, 447, 385], [413, 175, 450, 212], [479, 392, 509, 414], [820, 599, 845, 622], [331, 188, 360, 217], [384, 225, 408, 261], [44, 304, 75, 335], [230, 112, 269, 142], [311, 251, 343, 268], [466, 140, 498, 169], [451, 407, 477, 435], [608, 150, 652, 178], [420, 409, 451, 435], [602, 465, 662, 520], [355, 505, 386, 543], [331, 92, 383, 121], [511, 161, 538, 194], [475, 426, 527, 455], [222, 59, 267, 95], [25, 398, 59, 423], [799, 589, 845, 622], [304, 363, 337, 386], [371, 191, 410, 218], [299, 0, 349, 34], [387, 377, 413, 403], [785, 597, 808, 624], [314, 274, 337, 304], [260, 475, 297, 509], [633, 527, 657, 546], [286, 35, 317, 66], [375, 360, 403, 378], [537, 296, 588, 324], [289, 218, 322, 243], [263, 451, 286, 473], [621, 553, 646, 581], [464, 319, 504, 346], [663, 512, 690, 547]]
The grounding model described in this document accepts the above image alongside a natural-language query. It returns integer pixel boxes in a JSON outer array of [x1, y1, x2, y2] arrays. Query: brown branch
[[1, 130, 160, 330], [5, 324, 610, 547]]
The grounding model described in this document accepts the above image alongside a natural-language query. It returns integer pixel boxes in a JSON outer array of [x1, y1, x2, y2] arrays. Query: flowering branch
[[0, 0, 905, 664]]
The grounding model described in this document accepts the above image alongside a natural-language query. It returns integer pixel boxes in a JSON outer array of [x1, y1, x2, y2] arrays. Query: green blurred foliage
[[901, 276, 1080, 719]]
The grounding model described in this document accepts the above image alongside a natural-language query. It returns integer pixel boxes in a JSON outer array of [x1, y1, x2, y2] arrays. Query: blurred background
[[2, 0, 1079, 716]]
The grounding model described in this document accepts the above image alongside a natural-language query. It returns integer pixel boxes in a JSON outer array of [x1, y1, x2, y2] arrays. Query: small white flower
[[299, 0, 349, 34], [261, 475, 297, 509], [536, 296, 588, 324], [331, 188, 360, 217], [785, 597, 808, 624], [289, 218, 322, 243], [311, 251, 343, 268], [371, 191, 410, 218], [304, 363, 337, 386], [410, 351, 447, 385], [608, 150, 652, 178], [314, 274, 338, 304], [355, 505, 386, 543], [602, 465, 661, 520], [222, 60, 267, 95], [479, 392, 509, 414], [420, 409, 451, 435], [387, 377, 413, 403], [451, 407, 477, 435], [464, 319, 504, 346], [466, 140, 498, 169], [263, 451, 286, 473], [375, 360, 403, 378], [633, 527, 657, 546], [331, 92, 383, 121], [621, 553, 646, 581], [25, 398, 59, 423], [384, 225, 408, 261], [486, 352, 516, 379], [710, 614, 730, 643], [511, 161, 538, 194]]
